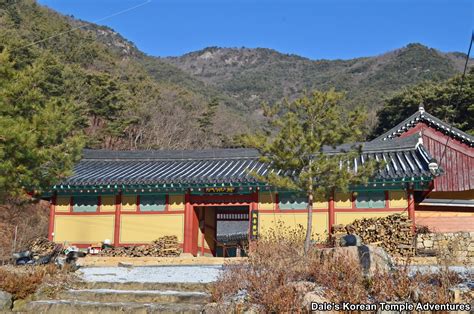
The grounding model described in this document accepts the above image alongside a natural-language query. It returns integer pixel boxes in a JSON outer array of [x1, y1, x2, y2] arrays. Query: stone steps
[[24, 299, 205, 314], [21, 281, 211, 313], [76, 281, 211, 292], [58, 288, 210, 304]]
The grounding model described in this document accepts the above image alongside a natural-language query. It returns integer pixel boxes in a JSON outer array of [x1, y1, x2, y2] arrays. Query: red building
[[372, 106, 474, 232]]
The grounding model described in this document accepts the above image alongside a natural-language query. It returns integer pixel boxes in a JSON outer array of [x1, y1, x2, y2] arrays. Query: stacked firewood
[[99, 236, 181, 257], [333, 214, 415, 257], [29, 237, 57, 257]]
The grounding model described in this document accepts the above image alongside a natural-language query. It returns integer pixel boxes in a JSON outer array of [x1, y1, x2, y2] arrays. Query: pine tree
[[0, 50, 84, 201], [198, 98, 219, 133], [241, 90, 378, 253]]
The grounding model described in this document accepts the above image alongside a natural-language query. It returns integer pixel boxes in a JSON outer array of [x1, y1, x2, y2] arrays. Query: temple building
[[372, 106, 474, 232], [45, 107, 473, 256]]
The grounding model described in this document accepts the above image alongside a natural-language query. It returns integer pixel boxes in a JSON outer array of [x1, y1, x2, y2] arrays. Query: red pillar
[[183, 192, 198, 255], [407, 189, 416, 233], [328, 190, 335, 234], [48, 193, 57, 241], [114, 192, 122, 246]]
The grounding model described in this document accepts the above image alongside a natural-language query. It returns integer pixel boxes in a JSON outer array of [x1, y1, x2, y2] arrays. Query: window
[[279, 193, 307, 210], [355, 191, 385, 209], [140, 194, 166, 212], [73, 196, 98, 212]]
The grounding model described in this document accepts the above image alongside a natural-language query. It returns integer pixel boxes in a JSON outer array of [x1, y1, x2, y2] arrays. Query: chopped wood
[[332, 214, 415, 257], [29, 237, 57, 257], [98, 235, 181, 257]]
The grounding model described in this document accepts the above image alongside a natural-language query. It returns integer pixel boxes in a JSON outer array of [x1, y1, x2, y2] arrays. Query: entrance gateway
[[185, 192, 258, 257]]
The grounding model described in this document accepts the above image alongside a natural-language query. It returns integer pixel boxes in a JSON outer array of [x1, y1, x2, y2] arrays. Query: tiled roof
[[216, 221, 249, 244], [372, 107, 473, 147], [55, 135, 437, 190]]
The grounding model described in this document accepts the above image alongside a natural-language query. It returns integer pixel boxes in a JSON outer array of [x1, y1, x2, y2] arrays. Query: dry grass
[[211, 222, 310, 313], [0, 264, 77, 300], [0, 197, 49, 264], [211, 224, 466, 312]]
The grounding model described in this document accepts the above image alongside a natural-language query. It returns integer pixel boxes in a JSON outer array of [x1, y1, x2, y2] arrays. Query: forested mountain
[[162, 45, 471, 126], [1, 0, 471, 156], [0, 0, 247, 154]]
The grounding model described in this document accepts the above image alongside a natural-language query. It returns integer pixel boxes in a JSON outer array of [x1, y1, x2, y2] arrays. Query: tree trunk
[[304, 190, 313, 254]]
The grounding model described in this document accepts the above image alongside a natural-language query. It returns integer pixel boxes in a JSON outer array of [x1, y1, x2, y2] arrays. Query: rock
[[118, 262, 133, 268], [0, 291, 12, 311], [203, 302, 224, 314], [203, 301, 263, 314], [340, 234, 362, 247], [301, 288, 332, 313], [423, 240, 433, 248], [319, 245, 393, 277]]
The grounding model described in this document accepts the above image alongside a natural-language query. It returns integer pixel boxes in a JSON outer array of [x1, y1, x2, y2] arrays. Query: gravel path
[[79, 265, 223, 283]]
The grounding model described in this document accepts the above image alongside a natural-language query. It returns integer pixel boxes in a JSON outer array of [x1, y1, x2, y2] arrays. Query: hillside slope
[[0, 0, 247, 150], [2, 0, 471, 148], [162, 45, 471, 117]]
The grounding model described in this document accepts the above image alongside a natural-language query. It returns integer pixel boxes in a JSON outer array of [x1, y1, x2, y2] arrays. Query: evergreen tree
[[372, 68, 474, 138], [241, 90, 377, 253], [0, 50, 84, 201], [197, 98, 219, 133]]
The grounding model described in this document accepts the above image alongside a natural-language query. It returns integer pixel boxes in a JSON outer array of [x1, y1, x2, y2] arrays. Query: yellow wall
[[122, 195, 137, 211], [313, 200, 328, 209], [55, 196, 70, 212], [259, 212, 329, 239], [258, 192, 276, 210], [335, 192, 352, 208], [389, 191, 407, 208], [120, 214, 184, 243], [335, 211, 406, 225], [101, 195, 116, 212], [169, 194, 185, 210], [54, 215, 114, 244]]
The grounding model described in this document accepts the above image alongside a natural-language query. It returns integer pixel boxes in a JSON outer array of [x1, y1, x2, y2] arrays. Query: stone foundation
[[416, 232, 474, 264]]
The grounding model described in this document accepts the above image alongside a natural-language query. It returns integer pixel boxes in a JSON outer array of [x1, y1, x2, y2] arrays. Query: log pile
[[332, 214, 415, 257], [99, 236, 181, 257], [29, 237, 57, 257]]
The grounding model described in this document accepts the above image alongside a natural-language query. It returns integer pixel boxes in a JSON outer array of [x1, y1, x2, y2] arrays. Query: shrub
[[211, 222, 310, 312], [212, 224, 465, 310], [0, 264, 76, 300], [308, 253, 369, 303], [0, 267, 46, 299]]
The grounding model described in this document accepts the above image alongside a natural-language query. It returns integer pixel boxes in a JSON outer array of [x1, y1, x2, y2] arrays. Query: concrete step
[[58, 288, 210, 304], [24, 299, 205, 314], [75, 281, 211, 292]]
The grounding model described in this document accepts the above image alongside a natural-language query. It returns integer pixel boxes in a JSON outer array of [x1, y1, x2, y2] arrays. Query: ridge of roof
[[372, 107, 473, 146], [83, 135, 424, 162], [82, 148, 260, 161], [324, 133, 422, 154]]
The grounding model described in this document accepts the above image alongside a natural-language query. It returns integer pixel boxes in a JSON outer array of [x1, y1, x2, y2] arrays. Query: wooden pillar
[[407, 188, 416, 233], [328, 190, 335, 234], [48, 193, 57, 241], [114, 192, 122, 246], [183, 191, 197, 255]]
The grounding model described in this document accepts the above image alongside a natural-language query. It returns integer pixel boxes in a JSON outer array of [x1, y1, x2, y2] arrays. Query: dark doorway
[[196, 206, 249, 257]]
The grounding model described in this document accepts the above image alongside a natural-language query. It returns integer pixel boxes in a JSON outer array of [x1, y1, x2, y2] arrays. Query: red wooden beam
[[48, 193, 57, 241], [114, 192, 122, 247], [183, 192, 193, 254], [328, 190, 335, 233]]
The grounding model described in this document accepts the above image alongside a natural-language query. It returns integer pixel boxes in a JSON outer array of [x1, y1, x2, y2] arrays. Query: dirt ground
[[76, 255, 246, 267]]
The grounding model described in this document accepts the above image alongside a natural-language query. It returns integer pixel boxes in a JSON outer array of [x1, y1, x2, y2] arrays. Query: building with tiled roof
[[45, 106, 473, 255]]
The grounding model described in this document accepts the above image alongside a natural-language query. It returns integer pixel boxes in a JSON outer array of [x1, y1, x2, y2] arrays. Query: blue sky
[[38, 0, 473, 60]]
